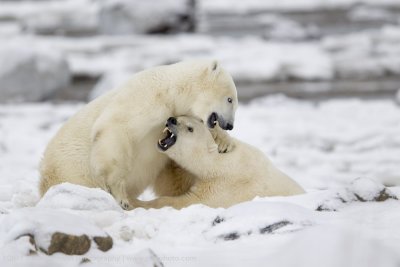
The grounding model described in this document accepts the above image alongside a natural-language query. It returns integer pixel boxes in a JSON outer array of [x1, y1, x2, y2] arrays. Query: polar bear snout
[[208, 112, 234, 130], [207, 112, 219, 129], [166, 117, 177, 126]]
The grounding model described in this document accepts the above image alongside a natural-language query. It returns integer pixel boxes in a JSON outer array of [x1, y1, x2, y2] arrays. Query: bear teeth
[[158, 139, 163, 146], [171, 133, 174, 138], [163, 127, 170, 133]]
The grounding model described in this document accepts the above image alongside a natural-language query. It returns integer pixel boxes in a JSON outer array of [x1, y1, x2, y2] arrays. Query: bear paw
[[216, 138, 235, 153], [119, 199, 132, 210], [210, 126, 235, 153]]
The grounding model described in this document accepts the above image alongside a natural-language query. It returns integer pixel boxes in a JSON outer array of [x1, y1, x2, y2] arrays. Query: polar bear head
[[157, 116, 218, 172], [177, 60, 238, 131]]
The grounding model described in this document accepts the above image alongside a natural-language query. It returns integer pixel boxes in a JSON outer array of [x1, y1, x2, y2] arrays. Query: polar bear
[[39, 60, 238, 208], [130, 116, 305, 209]]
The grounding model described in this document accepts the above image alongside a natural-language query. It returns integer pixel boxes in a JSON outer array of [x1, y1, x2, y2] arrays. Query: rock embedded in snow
[[18, 231, 113, 255], [93, 235, 113, 252], [40, 232, 91, 255], [98, 0, 194, 35], [0, 45, 70, 103], [350, 177, 397, 202], [316, 178, 398, 211], [0, 208, 113, 255], [207, 201, 316, 241]]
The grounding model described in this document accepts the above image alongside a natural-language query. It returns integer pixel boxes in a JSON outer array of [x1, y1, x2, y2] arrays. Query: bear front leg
[[90, 128, 132, 210], [209, 125, 235, 153], [153, 160, 196, 197]]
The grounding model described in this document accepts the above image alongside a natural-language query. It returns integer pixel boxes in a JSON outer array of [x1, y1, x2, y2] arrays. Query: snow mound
[[37, 183, 122, 211]]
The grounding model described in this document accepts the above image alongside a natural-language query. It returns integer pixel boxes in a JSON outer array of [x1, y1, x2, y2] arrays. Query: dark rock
[[80, 257, 91, 264], [220, 232, 240, 241], [316, 204, 336, 212], [44, 232, 91, 255], [17, 232, 113, 256], [355, 188, 398, 202], [28, 234, 38, 255], [93, 235, 113, 252], [212, 216, 225, 226], [259, 221, 292, 234]]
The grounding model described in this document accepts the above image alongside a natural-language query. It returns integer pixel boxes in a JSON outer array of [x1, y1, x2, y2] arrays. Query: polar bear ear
[[203, 60, 220, 81]]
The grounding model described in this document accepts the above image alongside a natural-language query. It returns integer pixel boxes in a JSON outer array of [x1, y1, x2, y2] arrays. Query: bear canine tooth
[[163, 127, 169, 133], [171, 133, 175, 138], [158, 139, 163, 145], [163, 144, 168, 148]]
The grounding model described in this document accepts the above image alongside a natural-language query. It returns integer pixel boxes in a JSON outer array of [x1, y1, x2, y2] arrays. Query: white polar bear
[[131, 116, 305, 209], [39, 60, 238, 208]]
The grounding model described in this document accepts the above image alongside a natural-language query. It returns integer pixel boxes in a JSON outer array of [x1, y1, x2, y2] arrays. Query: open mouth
[[158, 127, 177, 151], [207, 112, 218, 128]]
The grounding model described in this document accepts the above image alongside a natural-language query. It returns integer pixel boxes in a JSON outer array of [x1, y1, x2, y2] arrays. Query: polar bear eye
[[227, 97, 233, 103], [188, 127, 193, 132]]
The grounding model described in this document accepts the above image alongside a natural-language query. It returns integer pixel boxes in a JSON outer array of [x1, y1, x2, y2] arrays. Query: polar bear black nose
[[167, 117, 177, 126], [226, 123, 233, 130]]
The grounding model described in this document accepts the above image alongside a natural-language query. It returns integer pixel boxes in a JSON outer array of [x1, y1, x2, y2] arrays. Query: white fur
[[39, 60, 238, 208], [133, 116, 305, 209]]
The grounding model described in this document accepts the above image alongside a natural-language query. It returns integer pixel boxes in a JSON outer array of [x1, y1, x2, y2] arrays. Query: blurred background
[[1, 0, 400, 103]]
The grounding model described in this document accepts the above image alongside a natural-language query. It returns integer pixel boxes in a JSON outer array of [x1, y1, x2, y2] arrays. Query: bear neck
[[166, 81, 202, 116], [181, 150, 227, 180]]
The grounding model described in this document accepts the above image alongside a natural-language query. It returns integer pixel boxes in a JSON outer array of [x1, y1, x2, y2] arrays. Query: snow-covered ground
[[0, 96, 399, 266]]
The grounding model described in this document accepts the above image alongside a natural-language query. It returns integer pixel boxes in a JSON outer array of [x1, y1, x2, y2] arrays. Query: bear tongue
[[164, 134, 176, 147], [159, 133, 176, 148]]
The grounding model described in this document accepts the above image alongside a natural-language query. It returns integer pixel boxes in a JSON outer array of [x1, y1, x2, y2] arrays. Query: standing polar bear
[[39, 60, 238, 208], [131, 116, 305, 209]]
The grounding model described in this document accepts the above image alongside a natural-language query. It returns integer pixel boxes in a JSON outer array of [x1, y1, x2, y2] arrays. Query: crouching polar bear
[[39, 60, 238, 208], [130, 116, 305, 209]]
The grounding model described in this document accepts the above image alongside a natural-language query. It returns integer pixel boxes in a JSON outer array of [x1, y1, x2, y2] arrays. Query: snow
[[265, 225, 400, 267], [0, 96, 399, 266], [198, 0, 400, 13], [37, 183, 122, 211]]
